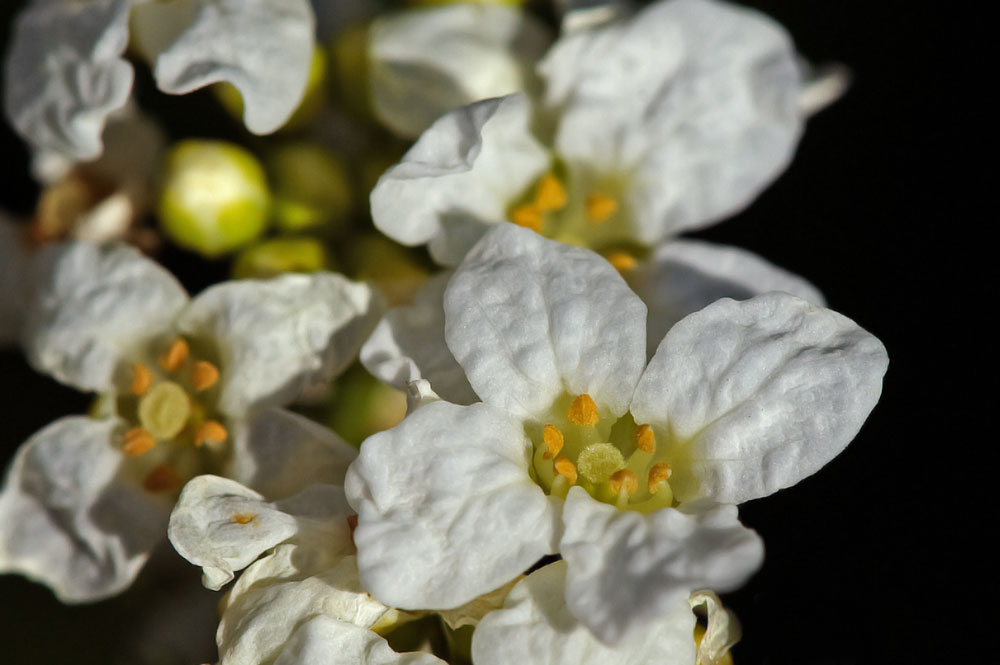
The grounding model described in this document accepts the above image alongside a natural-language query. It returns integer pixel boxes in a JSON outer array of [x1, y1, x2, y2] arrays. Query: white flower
[[0, 241, 381, 601], [4, 0, 314, 175], [371, 0, 808, 265], [346, 225, 887, 643]]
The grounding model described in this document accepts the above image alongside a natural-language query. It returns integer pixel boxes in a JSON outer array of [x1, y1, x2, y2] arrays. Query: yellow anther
[[633, 424, 655, 454], [534, 174, 567, 212], [510, 203, 544, 232], [231, 513, 255, 525], [608, 469, 638, 496], [159, 338, 189, 372], [605, 250, 637, 273], [194, 420, 228, 447], [142, 464, 182, 493], [585, 192, 618, 224], [553, 455, 578, 485], [648, 463, 673, 494], [138, 381, 191, 439], [129, 363, 153, 396], [577, 443, 626, 484], [191, 361, 220, 392], [122, 427, 156, 457], [542, 424, 564, 460], [568, 393, 599, 426]]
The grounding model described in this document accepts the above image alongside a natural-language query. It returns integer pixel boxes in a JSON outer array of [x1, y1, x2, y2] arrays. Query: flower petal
[[345, 401, 558, 609], [472, 560, 697, 664], [542, 0, 802, 242], [23, 241, 188, 392], [4, 0, 134, 163], [445, 225, 646, 421], [627, 239, 825, 358], [361, 272, 478, 405], [177, 272, 382, 416], [560, 488, 763, 644], [369, 4, 550, 138], [371, 93, 549, 266], [0, 416, 169, 602], [631, 293, 889, 504], [227, 407, 357, 500], [271, 616, 446, 665], [131, 0, 315, 134]]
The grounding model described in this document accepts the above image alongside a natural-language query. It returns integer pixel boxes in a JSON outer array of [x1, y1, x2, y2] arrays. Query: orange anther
[[633, 424, 655, 454], [510, 203, 544, 232], [568, 394, 599, 426], [609, 469, 638, 496], [605, 250, 637, 273], [534, 174, 568, 212], [122, 427, 156, 457], [542, 424, 564, 460], [142, 464, 182, 493], [191, 361, 220, 392], [585, 192, 618, 224], [231, 513, 255, 525], [194, 421, 228, 447], [129, 363, 153, 396], [648, 463, 673, 494], [553, 455, 578, 485], [159, 339, 189, 372]]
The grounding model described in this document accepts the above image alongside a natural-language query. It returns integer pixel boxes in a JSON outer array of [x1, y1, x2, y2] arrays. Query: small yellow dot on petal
[[585, 193, 618, 225], [159, 339, 189, 372], [609, 469, 638, 496], [129, 363, 153, 396], [605, 251, 637, 274], [194, 421, 228, 447], [542, 424, 564, 460], [568, 394, 599, 426], [191, 361, 220, 392], [122, 427, 156, 457], [553, 455, 578, 485], [231, 513, 255, 525], [633, 424, 655, 454], [534, 174, 567, 212], [648, 463, 673, 494], [510, 204, 544, 232]]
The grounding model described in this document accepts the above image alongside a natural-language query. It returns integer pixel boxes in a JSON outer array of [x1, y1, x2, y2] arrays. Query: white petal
[[560, 488, 763, 644], [0, 416, 169, 602], [689, 590, 741, 665], [345, 401, 558, 610], [631, 293, 889, 504], [131, 0, 314, 134], [473, 560, 697, 665], [271, 616, 446, 665], [0, 218, 34, 345], [361, 272, 478, 405], [628, 239, 825, 358], [445, 225, 646, 421], [543, 0, 802, 242], [24, 241, 188, 392], [370, 4, 550, 138], [371, 93, 549, 266], [177, 272, 382, 416], [3, 0, 134, 162], [227, 408, 358, 500]]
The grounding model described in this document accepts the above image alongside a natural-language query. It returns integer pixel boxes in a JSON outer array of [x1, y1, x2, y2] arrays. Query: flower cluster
[[1, 1, 883, 663]]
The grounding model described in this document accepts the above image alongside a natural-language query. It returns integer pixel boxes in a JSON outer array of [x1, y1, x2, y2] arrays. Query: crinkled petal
[[227, 407, 358, 500], [371, 93, 549, 266], [0, 416, 169, 602], [473, 560, 697, 664], [445, 225, 646, 421], [177, 272, 382, 416], [4, 0, 134, 163], [628, 239, 825, 358], [271, 616, 446, 665], [543, 0, 802, 242], [361, 272, 477, 405], [131, 0, 314, 134], [370, 4, 550, 138], [345, 401, 558, 609], [560, 489, 763, 644], [689, 590, 741, 665], [24, 241, 188, 392], [631, 293, 889, 504]]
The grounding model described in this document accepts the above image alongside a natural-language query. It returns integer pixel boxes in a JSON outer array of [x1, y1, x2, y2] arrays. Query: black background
[[0, 1, 985, 663]]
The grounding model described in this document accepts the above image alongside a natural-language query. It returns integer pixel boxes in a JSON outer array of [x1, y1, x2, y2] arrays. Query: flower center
[[529, 393, 676, 512], [114, 336, 230, 493], [507, 171, 625, 248]]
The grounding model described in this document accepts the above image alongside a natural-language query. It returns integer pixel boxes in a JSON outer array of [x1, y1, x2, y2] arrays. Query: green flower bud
[[231, 237, 331, 279], [268, 143, 352, 234], [158, 140, 271, 257], [329, 21, 373, 119]]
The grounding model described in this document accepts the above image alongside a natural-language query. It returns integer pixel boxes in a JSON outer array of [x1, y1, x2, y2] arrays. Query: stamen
[[191, 361, 220, 392], [553, 455, 578, 485], [142, 464, 182, 493], [648, 463, 673, 494], [534, 174, 567, 212], [122, 427, 156, 457], [605, 251, 637, 273], [633, 424, 655, 454], [608, 469, 638, 496], [577, 443, 626, 484], [129, 363, 153, 396], [231, 513, 255, 525], [194, 420, 228, 447], [585, 193, 618, 224], [159, 339, 189, 372], [542, 424, 564, 459], [138, 381, 191, 439], [510, 203, 544, 232], [568, 393, 599, 426]]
